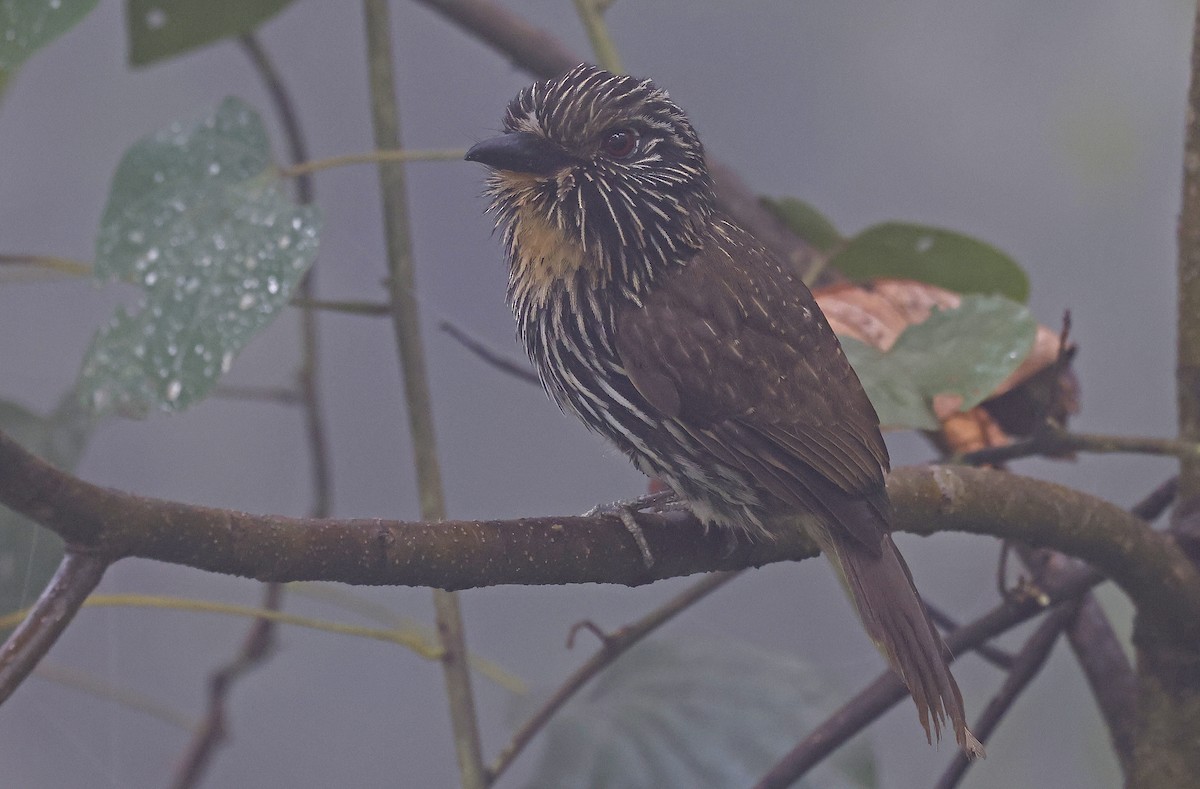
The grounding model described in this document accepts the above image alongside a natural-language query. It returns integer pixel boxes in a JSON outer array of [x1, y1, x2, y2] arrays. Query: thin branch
[[933, 601, 1079, 789], [1130, 475, 1178, 521], [1014, 543, 1137, 780], [924, 601, 1015, 670], [173, 32, 335, 788], [172, 582, 283, 789], [411, 0, 825, 279], [1066, 593, 1137, 776], [411, 0, 582, 81], [211, 384, 302, 405], [239, 30, 333, 519], [0, 550, 108, 705], [440, 321, 540, 386], [752, 563, 1103, 789], [957, 423, 1200, 466], [0, 253, 92, 277], [572, 0, 623, 74], [486, 570, 740, 784], [362, 2, 486, 786], [289, 297, 392, 317], [280, 148, 467, 178]]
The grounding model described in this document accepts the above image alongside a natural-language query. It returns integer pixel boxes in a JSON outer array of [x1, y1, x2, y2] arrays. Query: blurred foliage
[[521, 638, 876, 789]]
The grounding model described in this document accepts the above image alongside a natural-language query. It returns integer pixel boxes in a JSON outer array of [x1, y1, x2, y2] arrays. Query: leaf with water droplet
[[0, 0, 98, 69], [126, 0, 297, 67], [841, 293, 1037, 430], [520, 638, 876, 789], [80, 96, 320, 417], [830, 222, 1029, 303], [0, 393, 96, 633]]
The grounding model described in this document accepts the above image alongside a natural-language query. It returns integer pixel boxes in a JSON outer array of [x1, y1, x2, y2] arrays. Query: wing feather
[[615, 218, 890, 553]]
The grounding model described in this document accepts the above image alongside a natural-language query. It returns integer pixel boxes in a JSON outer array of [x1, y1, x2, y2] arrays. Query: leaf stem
[[289, 297, 392, 316], [0, 253, 92, 276], [572, 0, 623, 74], [280, 148, 467, 179], [955, 423, 1200, 466]]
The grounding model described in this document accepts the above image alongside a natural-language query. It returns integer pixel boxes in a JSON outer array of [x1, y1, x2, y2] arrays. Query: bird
[[466, 63, 983, 757]]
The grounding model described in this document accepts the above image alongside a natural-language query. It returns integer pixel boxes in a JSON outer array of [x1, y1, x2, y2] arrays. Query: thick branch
[[2, 431, 1197, 632], [895, 466, 1200, 642]]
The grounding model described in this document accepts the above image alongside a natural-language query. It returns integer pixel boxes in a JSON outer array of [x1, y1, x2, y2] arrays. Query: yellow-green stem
[[361, 2, 486, 787]]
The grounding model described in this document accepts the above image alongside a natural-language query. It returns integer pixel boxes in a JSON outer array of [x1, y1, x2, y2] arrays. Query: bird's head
[[467, 64, 716, 297]]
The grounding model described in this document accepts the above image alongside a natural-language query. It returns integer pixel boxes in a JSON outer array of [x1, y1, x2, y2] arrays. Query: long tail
[[826, 529, 985, 758]]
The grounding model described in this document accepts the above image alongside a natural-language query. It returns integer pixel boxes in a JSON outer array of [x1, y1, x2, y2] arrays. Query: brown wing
[[615, 218, 891, 553]]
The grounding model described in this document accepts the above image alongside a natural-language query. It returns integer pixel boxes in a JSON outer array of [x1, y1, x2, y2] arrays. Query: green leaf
[[0, 0, 98, 69], [830, 222, 1029, 303], [125, 0, 296, 67], [521, 638, 876, 789], [80, 96, 320, 417], [841, 294, 1037, 430], [0, 394, 97, 633], [760, 196, 842, 253]]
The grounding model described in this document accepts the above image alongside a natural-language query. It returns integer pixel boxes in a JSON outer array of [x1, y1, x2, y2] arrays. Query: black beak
[[465, 132, 571, 175]]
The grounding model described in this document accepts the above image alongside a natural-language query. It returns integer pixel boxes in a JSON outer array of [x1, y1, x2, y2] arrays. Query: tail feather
[[827, 530, 985, 758]]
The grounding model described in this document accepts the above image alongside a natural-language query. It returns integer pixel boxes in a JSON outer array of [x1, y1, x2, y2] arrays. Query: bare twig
[[957, 423, 1200, 466], [280, 148, 466, 178], [933, 601, 1079, 789], [211, 384, 302, 405], [1130, 475, 1178, 521], [486, 571, 740, 783], [925, 601, 1015, 670], [362, 2, 485, 786], [440, 321, 540, 386], [171, 582, 284, 789], [289, 297, 392, 317], [240, 29, 333, 519], [0, 253, 91, 277], [1066, 593, 1136, 776], [1020, 542, 1139, 783], [0, 551, 108, 705]]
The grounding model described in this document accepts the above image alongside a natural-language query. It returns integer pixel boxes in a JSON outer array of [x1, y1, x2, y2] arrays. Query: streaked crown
[[471, 64, 716, 298]]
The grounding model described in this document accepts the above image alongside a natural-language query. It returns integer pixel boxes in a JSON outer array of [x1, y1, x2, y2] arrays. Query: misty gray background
[[0, 1, 1190, 787]]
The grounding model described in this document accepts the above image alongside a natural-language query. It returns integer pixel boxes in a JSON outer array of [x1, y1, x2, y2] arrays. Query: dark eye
[[601, 128, 639, 159]]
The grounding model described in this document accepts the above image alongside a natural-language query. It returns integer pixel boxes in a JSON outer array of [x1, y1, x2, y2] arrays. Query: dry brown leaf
[[814, 278, 1076, 455]]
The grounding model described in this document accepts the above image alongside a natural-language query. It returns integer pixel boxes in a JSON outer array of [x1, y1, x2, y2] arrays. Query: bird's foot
[[585, 492, 678, 569], [584, 490, 679, 517]]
